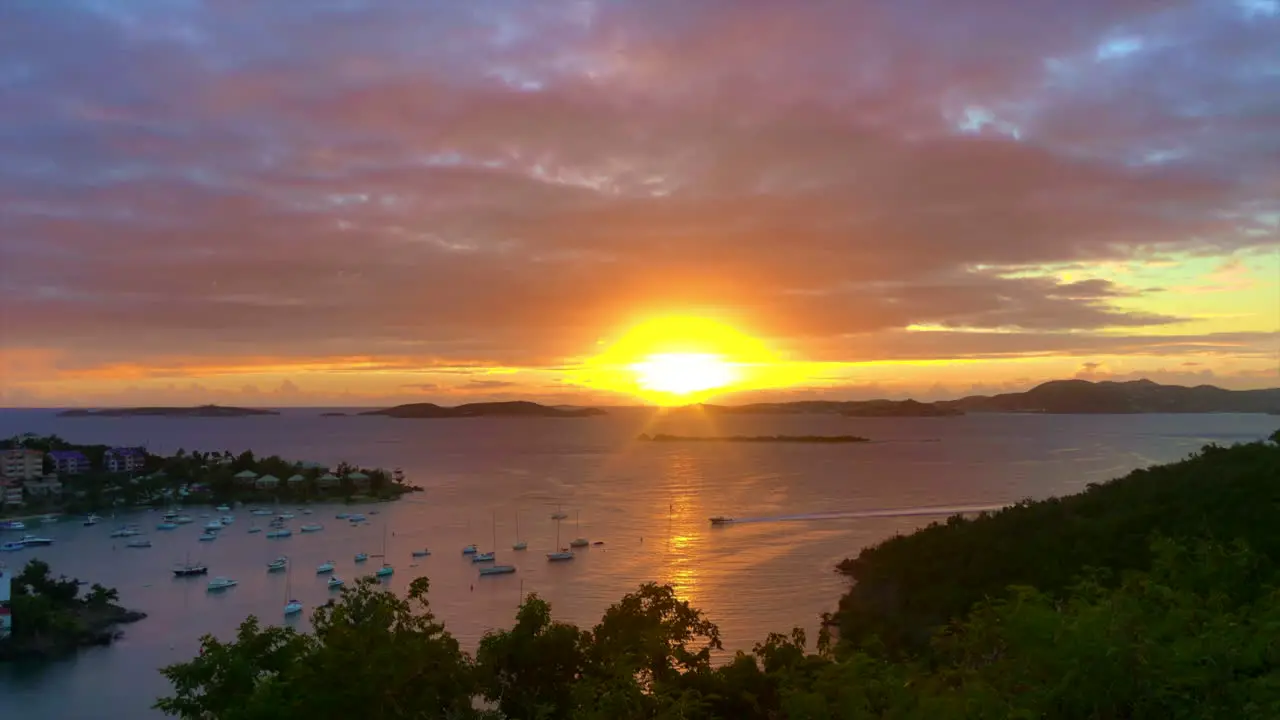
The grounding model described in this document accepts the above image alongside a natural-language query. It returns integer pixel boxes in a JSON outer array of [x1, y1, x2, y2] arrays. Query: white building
[[0, 449, 43, 480], [104, 447, 147, 474]]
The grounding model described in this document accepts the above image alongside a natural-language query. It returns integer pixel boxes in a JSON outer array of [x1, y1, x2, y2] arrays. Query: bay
[[0, 408, 1274, 718]]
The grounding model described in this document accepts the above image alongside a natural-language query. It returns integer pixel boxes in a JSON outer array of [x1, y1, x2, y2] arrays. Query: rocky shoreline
[[0, 603, 147, 662]]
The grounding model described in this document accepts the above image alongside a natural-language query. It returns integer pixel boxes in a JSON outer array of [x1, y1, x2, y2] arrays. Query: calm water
[[0, 409, 1274, 718]]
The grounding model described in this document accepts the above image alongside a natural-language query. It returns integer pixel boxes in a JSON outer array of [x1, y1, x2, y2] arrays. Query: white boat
[[198, 533, 218, 542], [84, 514, 101, 526], [267, 557, 288, 571], [568, 510, 588, 547], [299, 524, 323, 533], [277, 513, 295, 521], [354, 552, 369, 563], [316, 561, 335, 574], [2, 521, 26, 531], [20, 534, 53, 547], [461, 544, 477, 555], [219, 515, 235, 525], [174, 515, 194, 524], [373, 523, 392, 577], [283, 562, 302, 615], [156, 522, 178, 530], [551, 504, 568, 520], [109, 526, 142, 538], [207, 576, 238, 591], [214, 505, 231, 512], [471, 552, 496, 563], [40, 514, 59, 523], [1, 541, 24, 552], [479, 565, 516, 576], [251, 508, 273, 516], [547, 515, 573, 561], [204, 520, 223, 531], [266, 529, 292, 538], [375, 564, 394, 577], [327, 576, 344, 589], [247, 526, 262, 534], [347, 513, 366, 522], [411, 549, 431, 557], [513, 511, 527, 550], [125, 538, 152, 548]]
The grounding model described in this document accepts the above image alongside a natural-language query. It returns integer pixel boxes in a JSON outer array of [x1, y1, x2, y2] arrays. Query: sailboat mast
[[492, 510, 496, 550]]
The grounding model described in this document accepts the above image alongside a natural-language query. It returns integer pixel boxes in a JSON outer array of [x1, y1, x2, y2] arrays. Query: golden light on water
[[572, 315, 814, 404]]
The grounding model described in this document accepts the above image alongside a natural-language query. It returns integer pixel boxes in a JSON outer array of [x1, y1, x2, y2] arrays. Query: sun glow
[[570, 315, 813, 404]]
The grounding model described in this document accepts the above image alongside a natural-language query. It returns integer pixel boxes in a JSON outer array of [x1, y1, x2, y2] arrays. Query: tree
[[475, 594, 588, 719]]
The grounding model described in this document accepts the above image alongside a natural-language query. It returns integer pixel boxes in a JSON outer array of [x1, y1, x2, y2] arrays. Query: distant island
[[57, 405, 279, 418], [319, 412, 348, 417], [361, 401, 607, 419], [690, 379, 1280, 416], [637, 433, 869, 443]]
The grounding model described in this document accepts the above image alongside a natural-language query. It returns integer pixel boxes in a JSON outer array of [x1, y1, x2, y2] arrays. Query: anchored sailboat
[[512, 510, 527, 551], [547, 514, 573, 562]]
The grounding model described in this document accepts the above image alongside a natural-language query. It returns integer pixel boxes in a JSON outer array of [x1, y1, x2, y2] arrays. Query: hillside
[[938, 378, 1280, 414], [836, 428, 1280, 654], [360, 401, 606, 418]]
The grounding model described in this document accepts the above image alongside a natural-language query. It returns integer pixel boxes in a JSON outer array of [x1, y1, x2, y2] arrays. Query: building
[[286, 474, 306, 487], [104, 447, 147, 474], [346, 472, 370, 490], [1, 479, 22, 507], [48, 450, 90, 475], [0, 563, 11, 639], [22, 476, 62, 498], [255, 474, 280, 490], [233, 470, 258, 486], [0, 448, 43, 480], [316, 473, 340, 489]]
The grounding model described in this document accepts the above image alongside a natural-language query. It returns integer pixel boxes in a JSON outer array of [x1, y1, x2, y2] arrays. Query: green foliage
[[156, 436, 1280, 719]]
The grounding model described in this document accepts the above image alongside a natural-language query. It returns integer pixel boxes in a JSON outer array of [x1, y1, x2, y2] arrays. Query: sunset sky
[[1, 0, 1277, 407]]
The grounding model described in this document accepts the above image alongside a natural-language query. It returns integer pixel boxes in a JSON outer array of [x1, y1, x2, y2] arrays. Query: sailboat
[[569, 510, 589, 548], [472, 511, 498, 563], [547, 515, 573, 562], [550, 505, 568, 520], [375, 521, 394, 577], [283, 561, 302, 616], [512, 511, 527, 551]]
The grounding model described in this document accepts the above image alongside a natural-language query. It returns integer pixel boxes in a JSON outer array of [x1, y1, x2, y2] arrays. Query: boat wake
[[728, 503, 1010, 524]]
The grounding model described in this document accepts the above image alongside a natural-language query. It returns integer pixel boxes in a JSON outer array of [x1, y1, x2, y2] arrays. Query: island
[[0, 560, 145, 662], [637, 433, 869, 443], [690, 399, 961, 416], [319, 412, 348, 417], [360, 401, 607, 418], [57, 405, 279, 418]]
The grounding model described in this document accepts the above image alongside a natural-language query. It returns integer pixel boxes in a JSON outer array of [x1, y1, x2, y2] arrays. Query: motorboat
[[277, 513, 295, 521], [316, 561, 335, 574], [266, 557, 288, 572], [204, 520, 224, 531], [284, 599, 303, 616], [174, 515, 194, 524], [709, 516, 735, 525], [347, 513, 366, 523], [1, 541, 24, 552], [335, 513, 350, 520], [375, 564, 394, 577], [19, 534, 53, 547], [299, 524, 323, 533], [251, 508, 273, 516], [214, 505, 231, 512], [471, 552, 496, 564], [207, 576, 238, 591], [173, 561, 208, 577], [247, 526, 262, 534], [125, 538, 152, 548], [327, 576, 344, 589], [2, 521, 26, 531], [84, 514, 102, 526], [479, 565, 516, 576], [569, 538, 589, 548], [266, 529, 292, 538], [198, 532, 218, 542], [546, 551, 574, 562], [110, 526, 142, 538], [411, 549, 431, 557], [156, 522, 178, 530], [513, 541, 528, 551], [354, 552, 369, 563], [219, 515, 235, 525], [461, 544, 478, 555]]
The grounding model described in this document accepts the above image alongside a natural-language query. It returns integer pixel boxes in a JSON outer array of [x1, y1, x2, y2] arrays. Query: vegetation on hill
[[0, 560, 145, 662], [361, 401, 607, 418], [156, 430, 1280, 719]]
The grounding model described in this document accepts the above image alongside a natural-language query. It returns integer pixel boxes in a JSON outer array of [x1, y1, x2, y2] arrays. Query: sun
[[630, 353, 738, 396]]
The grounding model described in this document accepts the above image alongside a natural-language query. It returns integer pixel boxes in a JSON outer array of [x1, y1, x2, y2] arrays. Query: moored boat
[[198, 532, 218, 542], [266, 529, 292, 538], [354, 552, 369, 563], [479, 564, 516, 576], [299, 524, 323, 533], [316, 561, 335, 574], [472, 552, 496, 563], [125, 538, 152, 548], [411, 549, 431, 557], [156, 522, 178, 530], [19, 534, 53, 547], [327, 576, 344, 589], [461, 544, 477, 555], [267, 557, 288, 571], [173, 560, 208, 577], [709, 516, 735, 525], [83, 514, 101, 526]]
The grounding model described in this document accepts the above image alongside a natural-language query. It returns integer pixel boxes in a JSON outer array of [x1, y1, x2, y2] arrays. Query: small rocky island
[[361, 401, 607, 419], [0, 560, 145, 662], [57, 405, 278, 418], [638, 433, 869, 443]]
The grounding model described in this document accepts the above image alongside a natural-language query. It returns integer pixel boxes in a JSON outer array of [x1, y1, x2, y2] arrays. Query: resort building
[[2, 480, 23, 507], [233, 470, 258, 486], [316, 473, 340, 489], [104, 447, 147, 474], [48, 450, 90, 475], [0, 448, 44, 480], [255, 474, 280, 490], [347, 472, 370, 490], [286, 474, 306, 487], [23, 476, 62, 497]]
